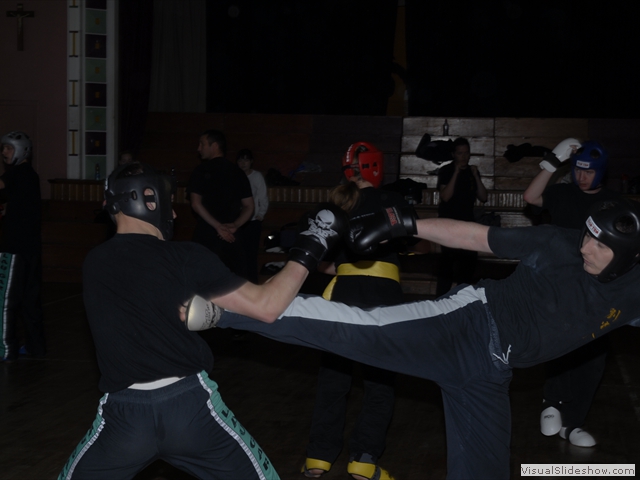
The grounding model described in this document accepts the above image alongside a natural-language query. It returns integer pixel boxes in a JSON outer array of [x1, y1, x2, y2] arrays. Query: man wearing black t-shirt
[[436, 137, 488, 296], [524, 139, 621, 447], [58, 162, 347, 479], [0, 131, 45, 363], [187, 129, 255, 279]]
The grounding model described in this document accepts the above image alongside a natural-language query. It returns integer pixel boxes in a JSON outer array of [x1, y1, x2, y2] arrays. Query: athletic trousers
[[218, 286, 514, 480], [543, 335, 608, 428], [0, 252, 46, 360], [307, 274, 402, 465], [58, 372, 279, 480]]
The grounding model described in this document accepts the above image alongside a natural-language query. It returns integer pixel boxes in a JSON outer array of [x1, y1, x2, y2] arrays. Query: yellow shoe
[[347, 459, 395, 480], [301, 458, 332, 478]]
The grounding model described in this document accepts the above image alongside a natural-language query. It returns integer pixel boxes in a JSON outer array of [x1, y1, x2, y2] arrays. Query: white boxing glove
[[185, 295, 222, 331], [540, 138, 581, 172]]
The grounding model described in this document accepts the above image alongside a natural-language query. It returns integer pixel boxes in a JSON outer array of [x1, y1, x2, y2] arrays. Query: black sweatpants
[[0, 252, 45, 360]]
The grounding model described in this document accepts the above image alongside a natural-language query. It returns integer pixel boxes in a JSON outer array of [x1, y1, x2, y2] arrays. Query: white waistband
[[128, 376, 184, 390]]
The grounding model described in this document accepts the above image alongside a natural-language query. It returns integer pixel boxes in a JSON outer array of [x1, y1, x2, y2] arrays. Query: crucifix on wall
[[6, 3, 35, 51]]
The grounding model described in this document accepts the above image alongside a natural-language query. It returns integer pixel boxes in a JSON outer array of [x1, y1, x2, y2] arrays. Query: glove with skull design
[[288, 203, 349, 272]]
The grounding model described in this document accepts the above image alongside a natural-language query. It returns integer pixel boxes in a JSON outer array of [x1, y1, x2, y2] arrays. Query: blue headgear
[[571, 141, 609, 190], [105, 162, 176, 240], [582, 199, 640, 283]]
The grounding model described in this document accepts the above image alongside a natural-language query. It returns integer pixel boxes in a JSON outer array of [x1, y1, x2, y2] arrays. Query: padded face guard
[[571, 141, 609, 190], [105, 162, 176, 240], [582, 199, 640, 283], [342, 141, 384, 188], [1, 131, 32, 165]]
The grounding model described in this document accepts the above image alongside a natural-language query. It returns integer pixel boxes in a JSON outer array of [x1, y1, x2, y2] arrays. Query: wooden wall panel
[[402, 117, 494, 137], [494, 176, 538, 190], [401, 155, 494, 176], [495, 136, 576, 156], [402, 135, 494, 155], [495, 118, 588, 138], [588, 118, 640, 189], [494, 156, 542, 177], [399, 174, 495, 190], [400, 174, 438, 188]]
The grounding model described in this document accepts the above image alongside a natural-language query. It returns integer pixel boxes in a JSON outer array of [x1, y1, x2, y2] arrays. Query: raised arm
[[523, 138, 581, 207], [523, 169, 553, 207], [471, 165, 488, 203], [438, 168, 460, 203]]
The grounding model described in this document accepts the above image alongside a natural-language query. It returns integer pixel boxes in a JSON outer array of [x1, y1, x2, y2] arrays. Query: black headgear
[[582, 199, 640, 283], [105, 162, 176, 240]]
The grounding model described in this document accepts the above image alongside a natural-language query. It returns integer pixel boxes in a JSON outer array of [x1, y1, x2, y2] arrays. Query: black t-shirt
[[0, 162, 42, 254], [83, 234, 246, 392], [540, 183, 621, 229], [479, 225, 640, 368], [333, 187, 409, 268], [330, 187, 408, 309], [187, 158, 253, 235], [437, 163, 478, 221]]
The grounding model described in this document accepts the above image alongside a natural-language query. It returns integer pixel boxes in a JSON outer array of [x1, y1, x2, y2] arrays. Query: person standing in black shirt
[[524, 139, 621, 447], [57, 162, 347, 479], [187, 130, 254, 279], [0, 131, 45, 363], [302, 142, 408, 480], [436, 137, 487, 297]]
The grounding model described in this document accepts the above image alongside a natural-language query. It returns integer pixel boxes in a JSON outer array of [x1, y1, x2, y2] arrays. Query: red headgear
[[342, 142, 384, 188]]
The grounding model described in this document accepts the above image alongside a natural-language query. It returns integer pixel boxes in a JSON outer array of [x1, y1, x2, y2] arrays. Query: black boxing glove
[[288, 204, 348, 272], [347, 205, 417, 254]]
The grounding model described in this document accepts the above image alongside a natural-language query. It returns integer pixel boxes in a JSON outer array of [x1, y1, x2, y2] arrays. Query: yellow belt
[[322, 261, 400, 300]]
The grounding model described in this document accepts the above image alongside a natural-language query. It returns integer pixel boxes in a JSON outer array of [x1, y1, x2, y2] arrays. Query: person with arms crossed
[[436, 137, 487, 296], [187, 129, 254, 279]]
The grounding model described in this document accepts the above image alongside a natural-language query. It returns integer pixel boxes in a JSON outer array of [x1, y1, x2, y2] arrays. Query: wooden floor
[[1, 281, 639, 480]]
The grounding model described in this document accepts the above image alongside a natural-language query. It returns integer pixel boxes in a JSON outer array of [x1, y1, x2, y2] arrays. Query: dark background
[[119, 0, 640, 153], [201, 0, 640, 118]]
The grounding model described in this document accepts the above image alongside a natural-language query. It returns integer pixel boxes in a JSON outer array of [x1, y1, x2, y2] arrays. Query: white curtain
[[149, 0, 206, 112]]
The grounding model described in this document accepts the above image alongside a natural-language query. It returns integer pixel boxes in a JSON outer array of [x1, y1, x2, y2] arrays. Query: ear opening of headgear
[[1, 131, 32, 165], [105, 162, 176, 240], [581, 199, 640, 283], [571, 140, 609, 190], [341, 141, 384, 188]]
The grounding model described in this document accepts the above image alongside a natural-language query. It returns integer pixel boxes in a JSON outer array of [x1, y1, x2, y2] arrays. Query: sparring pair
[[187, 195, 640, 479], [57, 162, 351, 480]]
